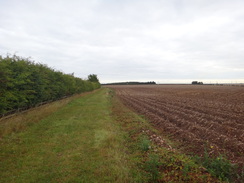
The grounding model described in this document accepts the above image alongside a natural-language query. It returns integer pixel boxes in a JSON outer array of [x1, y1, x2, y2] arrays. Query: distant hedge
[[0, 55, 100, 116], [102, 81, 156, 85]]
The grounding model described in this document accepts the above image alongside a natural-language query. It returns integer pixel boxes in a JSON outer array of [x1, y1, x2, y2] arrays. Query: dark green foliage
[[0, 55, 100, 116], [145, 154, 160, 181], [139, 136, 151, 151], [203, 154, 233, 181], [194, 147, 240, 182], [88, 74, 100, 83]]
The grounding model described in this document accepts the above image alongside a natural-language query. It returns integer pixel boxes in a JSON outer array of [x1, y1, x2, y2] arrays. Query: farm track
[[109, 85, 244, 166]]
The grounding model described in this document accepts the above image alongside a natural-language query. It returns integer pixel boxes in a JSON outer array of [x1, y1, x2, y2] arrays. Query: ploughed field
[[109, 85, 244, 166]]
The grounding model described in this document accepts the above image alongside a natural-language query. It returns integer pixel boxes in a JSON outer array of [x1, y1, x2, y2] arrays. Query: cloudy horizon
[[1, 0, 244, 84]]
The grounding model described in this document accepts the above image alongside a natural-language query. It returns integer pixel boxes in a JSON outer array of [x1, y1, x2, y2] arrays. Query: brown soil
[[108, 85, 244, 167]]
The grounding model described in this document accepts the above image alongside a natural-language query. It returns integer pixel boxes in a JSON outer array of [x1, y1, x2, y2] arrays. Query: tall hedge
[[0, 55, 100, 116]]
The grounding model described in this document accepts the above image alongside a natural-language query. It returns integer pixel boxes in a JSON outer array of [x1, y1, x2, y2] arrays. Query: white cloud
[[0, 0, 244, 83]]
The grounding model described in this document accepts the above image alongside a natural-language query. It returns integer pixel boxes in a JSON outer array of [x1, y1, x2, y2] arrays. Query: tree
[[88, 74, 99, 83]]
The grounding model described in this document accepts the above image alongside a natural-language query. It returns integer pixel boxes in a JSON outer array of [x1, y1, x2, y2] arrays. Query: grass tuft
[[139, 135, 151, 151]]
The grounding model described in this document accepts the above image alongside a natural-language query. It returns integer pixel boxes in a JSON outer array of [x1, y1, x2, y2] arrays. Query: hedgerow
[[0, 54, 100, 116]]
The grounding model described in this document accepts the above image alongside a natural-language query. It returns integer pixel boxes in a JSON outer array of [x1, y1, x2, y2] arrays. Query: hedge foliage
[[0, 55, 100, 116]]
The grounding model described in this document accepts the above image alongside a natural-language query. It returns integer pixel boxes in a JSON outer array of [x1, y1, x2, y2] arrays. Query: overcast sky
[[0, 0, 244, 83]]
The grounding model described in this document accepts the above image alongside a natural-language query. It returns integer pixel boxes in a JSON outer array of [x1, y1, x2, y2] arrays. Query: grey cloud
[[0, 0, 244, 83]]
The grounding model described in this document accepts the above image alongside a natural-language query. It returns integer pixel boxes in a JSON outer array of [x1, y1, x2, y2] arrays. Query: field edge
[[109, 88, 222, 182]]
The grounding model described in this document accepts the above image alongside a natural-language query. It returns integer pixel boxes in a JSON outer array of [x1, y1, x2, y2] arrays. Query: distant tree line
[[102, 81, 156, 85], [192, 81, 203, 85], [0, 55, 100, 116]]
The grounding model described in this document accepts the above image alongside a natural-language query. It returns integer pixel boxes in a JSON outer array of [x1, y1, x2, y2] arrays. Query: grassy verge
[[0, 92, 92, 138], [0, 88, 142, 182]]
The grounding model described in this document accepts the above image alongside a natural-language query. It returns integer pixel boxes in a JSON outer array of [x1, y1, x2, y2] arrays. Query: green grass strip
[[0, 88, 140, 183]]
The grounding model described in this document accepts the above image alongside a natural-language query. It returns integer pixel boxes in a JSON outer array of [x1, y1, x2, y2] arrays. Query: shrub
[[0, 54, 100, 116]]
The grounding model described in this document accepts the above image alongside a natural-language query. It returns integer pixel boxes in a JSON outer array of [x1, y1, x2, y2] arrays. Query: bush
[[0, 54, 100, 116]]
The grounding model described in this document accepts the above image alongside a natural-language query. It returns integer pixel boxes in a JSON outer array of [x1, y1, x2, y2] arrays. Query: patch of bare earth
[[109, 85, 244, 168]]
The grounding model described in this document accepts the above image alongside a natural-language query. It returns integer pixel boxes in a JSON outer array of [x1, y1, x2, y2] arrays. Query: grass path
[[0, 88, 140, 183]]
